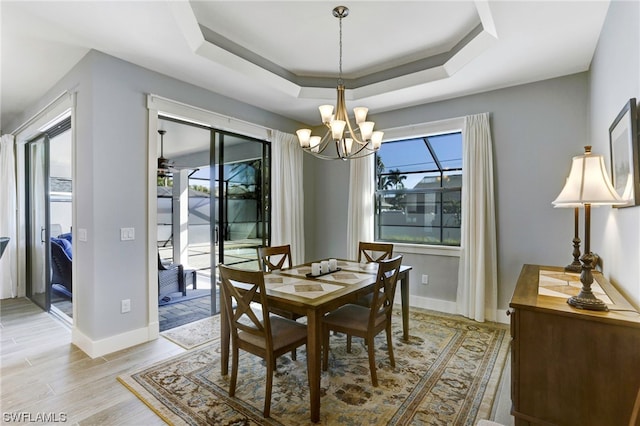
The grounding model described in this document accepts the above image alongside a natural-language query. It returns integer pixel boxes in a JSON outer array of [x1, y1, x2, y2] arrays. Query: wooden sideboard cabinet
[[509, 264, 640, 426]]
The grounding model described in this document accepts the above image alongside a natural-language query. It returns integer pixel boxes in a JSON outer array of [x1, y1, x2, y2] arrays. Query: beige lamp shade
[[553, 147, 625, 206]]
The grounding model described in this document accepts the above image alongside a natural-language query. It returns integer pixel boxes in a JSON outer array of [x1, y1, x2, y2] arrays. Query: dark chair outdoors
[[158, 253, 186, 302], [322, 255, 403, 387], [51, 237, 73, 297], [219, 264, 308, 418]]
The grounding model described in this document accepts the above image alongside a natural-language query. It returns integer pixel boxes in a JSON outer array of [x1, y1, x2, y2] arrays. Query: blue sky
[[377, 133, 462, 188]]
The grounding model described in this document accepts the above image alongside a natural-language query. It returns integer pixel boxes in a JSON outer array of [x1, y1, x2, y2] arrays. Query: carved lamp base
[[564, 236, 582, 273], [567, 294, 609, 311], [566, 252, 609, 312], [564, 262, 582, 273]]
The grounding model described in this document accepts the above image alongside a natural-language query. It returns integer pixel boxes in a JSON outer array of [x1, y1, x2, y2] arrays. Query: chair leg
[[367, 337, 378, 387], [322, 324, 330, 371], [346, 334, 352, 353], [291, 349, 297, 360], [386, 323, 395, 367], [229, 345, 239, 397], [264, 359, 273, 417]]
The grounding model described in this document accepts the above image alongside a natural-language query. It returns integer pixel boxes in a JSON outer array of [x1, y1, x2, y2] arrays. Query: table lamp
[[554, 195, 583, 272], [552, 146, 625, 311]]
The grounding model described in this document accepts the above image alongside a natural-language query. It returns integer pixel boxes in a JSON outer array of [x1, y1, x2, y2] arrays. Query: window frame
[[374, 117, 464, 255]]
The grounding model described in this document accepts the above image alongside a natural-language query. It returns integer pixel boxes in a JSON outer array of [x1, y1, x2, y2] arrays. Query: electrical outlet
[[121, 299, 131, 313], [421, 274, 429, 285]]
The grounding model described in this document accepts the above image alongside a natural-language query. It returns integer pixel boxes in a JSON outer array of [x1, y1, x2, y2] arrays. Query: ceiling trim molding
[[169, 1, 498, 102], [381, 116, 465, 142]]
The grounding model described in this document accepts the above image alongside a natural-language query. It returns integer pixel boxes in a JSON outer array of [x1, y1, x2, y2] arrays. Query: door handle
[[41, 226, 46, 243]]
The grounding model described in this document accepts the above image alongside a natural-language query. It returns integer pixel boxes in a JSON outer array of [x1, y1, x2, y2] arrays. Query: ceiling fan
[[157, 129, 197, 177]]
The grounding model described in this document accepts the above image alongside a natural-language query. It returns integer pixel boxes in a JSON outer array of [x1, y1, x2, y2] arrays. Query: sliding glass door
[[25, 135, 51, 311], [25, 117, 73, 317], [214, 132, 270, 271], [157, 118, 270, 316]]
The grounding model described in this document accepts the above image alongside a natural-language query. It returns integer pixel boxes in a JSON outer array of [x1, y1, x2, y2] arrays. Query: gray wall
[[589, 0, 640, 307], [306, 73, 591, 312], [9, 50, 302, 343], [303, 155, 350, 261]]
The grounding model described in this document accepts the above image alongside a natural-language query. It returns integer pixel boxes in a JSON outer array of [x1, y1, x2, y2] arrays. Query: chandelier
[[296, 6, 383, 160]]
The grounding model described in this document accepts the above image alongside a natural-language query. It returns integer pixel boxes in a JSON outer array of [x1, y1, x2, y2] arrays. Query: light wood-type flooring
[[0, 298, 180, 425], [0, 297, 514, 425]]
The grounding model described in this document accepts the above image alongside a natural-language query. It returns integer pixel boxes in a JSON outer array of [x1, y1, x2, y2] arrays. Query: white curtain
[[0, 134, 18, 299], [347, 155, 375, 260], [456, 113, 498, 322], [271, 130, 305, 265]]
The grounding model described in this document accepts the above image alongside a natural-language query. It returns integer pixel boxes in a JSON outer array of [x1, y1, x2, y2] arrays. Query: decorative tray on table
[[305, 268, 341, 278]]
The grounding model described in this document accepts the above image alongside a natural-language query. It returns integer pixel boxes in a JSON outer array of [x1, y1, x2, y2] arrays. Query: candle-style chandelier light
[[296, 6, 383, 160]]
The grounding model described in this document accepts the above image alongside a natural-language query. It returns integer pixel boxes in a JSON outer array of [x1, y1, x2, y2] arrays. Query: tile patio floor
[[159, 292, 213, 331]]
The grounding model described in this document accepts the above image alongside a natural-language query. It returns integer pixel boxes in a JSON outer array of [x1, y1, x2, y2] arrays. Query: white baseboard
[[405, 294, 458, 314], [395, 293, 511, 325], [494, 309, 510, 325], [71, 325, 157, 358]]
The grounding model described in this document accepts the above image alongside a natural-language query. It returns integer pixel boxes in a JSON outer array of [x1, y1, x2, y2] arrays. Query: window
[[374, 132, 462, 246]]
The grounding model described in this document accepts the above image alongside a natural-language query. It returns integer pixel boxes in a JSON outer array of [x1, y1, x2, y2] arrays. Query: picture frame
[[609, 98, 639, 208]]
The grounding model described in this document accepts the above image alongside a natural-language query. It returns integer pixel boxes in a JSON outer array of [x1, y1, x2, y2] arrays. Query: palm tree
[[387, 169, 407, 189], [376, 156, 390, 190]]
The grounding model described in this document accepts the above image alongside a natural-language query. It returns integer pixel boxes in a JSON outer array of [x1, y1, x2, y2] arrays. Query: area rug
[[119, 309, 510, 425], [161, 315, 221, 350]]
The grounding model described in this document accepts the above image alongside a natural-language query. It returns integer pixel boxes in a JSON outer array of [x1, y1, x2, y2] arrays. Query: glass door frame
[[211, 128, 271, 314], [25, 134, 51, 311]]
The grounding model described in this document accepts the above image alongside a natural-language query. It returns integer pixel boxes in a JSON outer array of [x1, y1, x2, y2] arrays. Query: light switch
[[120, 227, 135, 241], [78, 228, 87, 242]]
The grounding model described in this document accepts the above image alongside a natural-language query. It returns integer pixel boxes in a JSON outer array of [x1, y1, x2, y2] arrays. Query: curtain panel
[[0, 134, 18, 299], [271, 130, 305, 265], [347, 155, 375, 260], [456, 113, 498, 322]]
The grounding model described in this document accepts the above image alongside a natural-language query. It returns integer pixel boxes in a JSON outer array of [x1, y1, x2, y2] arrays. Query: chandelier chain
[[338, 14, 343, 85]]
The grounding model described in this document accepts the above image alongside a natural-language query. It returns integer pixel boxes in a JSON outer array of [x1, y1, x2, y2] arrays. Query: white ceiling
[[1, 1, 611, 132]]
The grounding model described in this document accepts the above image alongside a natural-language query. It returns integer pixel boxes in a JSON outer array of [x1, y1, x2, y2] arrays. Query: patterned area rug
[[119, 309, 509, 425], [161, 315, 221, 350]]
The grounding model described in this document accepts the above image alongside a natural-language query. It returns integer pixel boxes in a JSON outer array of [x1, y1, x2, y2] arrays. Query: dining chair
[[354, 241, 394, 309], [219, 264, 308, 418], [258, 244, 292, 272], [257, 245, 305, 328], [322, 255, 403, 387], [358, 241, 394, 263]]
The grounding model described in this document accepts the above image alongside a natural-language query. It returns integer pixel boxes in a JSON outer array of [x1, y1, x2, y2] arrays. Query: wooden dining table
[[219, 259, 412, 423]]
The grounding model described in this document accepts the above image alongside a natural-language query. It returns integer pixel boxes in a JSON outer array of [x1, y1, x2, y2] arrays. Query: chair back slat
[[369, 255, 403, 326], [358, 242, 394, 263], [258, 245, 292, 272]]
